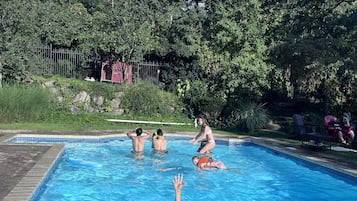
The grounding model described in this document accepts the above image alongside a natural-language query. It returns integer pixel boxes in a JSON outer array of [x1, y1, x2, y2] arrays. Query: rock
[[73, 91, 90, 103], [69, 105, 80, 114], [265, 121, 282, 131], [111, 99, 120, 109]]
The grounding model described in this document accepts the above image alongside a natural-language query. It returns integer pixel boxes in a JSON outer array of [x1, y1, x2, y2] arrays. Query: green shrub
[[33, 75, 126, 98], [0, 84, 53, 123], [177, 80, 225, 120], [121, 81, 183, 117], [228, 102, 270, 132]]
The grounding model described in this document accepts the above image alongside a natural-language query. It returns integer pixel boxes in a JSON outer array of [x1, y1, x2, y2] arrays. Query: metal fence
[[32, 44, 169, 84], [129, 61, 169, 85], [34, 44, 84, 78]]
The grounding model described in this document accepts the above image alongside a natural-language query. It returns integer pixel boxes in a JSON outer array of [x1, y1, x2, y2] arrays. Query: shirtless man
[[127, 128, 151, 159], [152, 129, 167, 153], [190, 116, 215, 154]]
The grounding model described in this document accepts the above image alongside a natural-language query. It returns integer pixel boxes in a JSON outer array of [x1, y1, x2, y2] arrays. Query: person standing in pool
[[190, 116, 215, 154], [152, 128, 167, 153], [127, 128, 151, 159]]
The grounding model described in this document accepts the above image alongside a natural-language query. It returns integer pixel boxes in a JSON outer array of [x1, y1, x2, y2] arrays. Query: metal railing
[[31, 44, 169, 85], [129, 61, 169, 85], [34, 44, 84, 78]]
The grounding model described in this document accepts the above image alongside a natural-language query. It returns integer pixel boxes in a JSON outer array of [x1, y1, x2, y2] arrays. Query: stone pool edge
[[248, 137, 357, 180], [2, 144, 64, 201]]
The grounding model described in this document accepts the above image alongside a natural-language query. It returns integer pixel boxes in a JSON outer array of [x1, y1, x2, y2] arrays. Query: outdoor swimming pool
[[9, 135, 357, 201]]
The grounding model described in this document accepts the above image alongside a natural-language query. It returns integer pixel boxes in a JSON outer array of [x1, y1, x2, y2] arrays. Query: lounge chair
[[292, 114, 332, 150], [324, 114, 353, 143], [324, 115, 339, 142]]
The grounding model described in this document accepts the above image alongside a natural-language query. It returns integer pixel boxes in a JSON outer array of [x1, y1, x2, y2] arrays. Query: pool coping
[[1, 132, 357, 200], [2, 143, 64, 201], [249, 138, 357, 179]]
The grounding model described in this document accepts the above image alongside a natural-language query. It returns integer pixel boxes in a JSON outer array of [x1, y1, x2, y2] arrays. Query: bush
[[33, 75, 126, 99], [177, 80, 225, 120], [121, 81, 183, 117], [0, 84, 52, 123], [228, 102, 270, 132]]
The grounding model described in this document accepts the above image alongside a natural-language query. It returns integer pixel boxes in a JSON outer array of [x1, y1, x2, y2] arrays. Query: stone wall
[[42, 80, 125, 116]]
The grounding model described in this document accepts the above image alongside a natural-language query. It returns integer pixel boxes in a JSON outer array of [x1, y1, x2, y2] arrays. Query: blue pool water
[[10, 136, 357, 201]]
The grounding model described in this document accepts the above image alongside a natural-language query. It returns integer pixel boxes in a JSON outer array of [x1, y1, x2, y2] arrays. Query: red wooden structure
[[100, 61, 132, 84]]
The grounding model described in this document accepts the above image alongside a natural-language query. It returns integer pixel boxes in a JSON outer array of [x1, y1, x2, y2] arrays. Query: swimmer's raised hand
[[173, 174, 184, 191], [173, 174, 184, 201]]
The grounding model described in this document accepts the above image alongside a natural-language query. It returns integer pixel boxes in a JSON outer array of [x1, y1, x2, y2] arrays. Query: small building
[[100, 61, 132, 84]]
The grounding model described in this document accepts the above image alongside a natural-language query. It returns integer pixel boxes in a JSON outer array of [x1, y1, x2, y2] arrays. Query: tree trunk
[[322, 93, 329, 115]]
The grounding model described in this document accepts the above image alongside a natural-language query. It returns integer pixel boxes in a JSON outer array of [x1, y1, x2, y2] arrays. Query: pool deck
[[0, 130, 357, 201]]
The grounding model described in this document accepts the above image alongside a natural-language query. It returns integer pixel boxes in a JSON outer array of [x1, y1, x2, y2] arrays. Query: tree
[[79, 0, 183, 64], [38, 1, 92, 48], [266, 0, 357, 114], [159, 0, 272, 123], [202, 0, 270, 97], [0, 0, 42, 82]]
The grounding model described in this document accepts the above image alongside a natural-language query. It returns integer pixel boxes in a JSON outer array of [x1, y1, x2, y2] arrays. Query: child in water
[[192, 156, 227, 170]]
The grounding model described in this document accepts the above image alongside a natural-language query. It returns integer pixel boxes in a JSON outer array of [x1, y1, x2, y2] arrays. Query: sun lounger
[[293, 114, 332, 150]]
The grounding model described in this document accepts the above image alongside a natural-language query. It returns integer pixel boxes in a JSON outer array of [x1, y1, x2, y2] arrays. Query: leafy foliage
[[176, 79, 225, 122], [121, 81, 183, 118], [265, 0, 357, 114], [200, 0, 271, 97], [0, 0, 356, 128], [38, 2, 92, 48], [227, 102, 270, 132]]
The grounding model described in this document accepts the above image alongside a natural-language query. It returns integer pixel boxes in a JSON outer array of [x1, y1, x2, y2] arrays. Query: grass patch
[[0, 112, 198, 132], [0, 121, 197, 132], [0, 84, 52, 123]]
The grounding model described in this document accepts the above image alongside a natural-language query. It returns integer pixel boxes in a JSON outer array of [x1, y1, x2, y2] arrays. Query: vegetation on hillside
[[0, 0, 356, 132], [0, 76, 192, 128], [0, 84, 52, 123]]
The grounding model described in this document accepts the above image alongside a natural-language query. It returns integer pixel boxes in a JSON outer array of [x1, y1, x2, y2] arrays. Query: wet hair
[[192, 156, 199, 164], [157, 129, 163, 136], [152, 129, 163, 139], [198, 115, 209, 126], [135, 128, 143, 136]]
